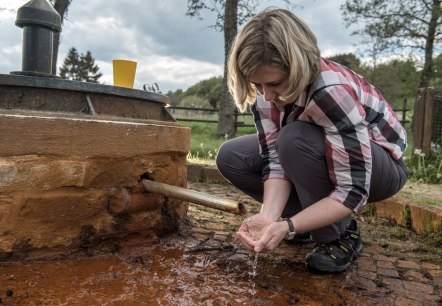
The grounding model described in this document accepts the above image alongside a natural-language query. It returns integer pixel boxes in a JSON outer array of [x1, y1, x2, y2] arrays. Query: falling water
[[245, 217, 259, 296], [251, 252, 259, 278]]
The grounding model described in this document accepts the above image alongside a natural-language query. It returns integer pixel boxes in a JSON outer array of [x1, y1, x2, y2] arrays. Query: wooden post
[[422, 88, 435, 155], [413, 88, 426, 153]]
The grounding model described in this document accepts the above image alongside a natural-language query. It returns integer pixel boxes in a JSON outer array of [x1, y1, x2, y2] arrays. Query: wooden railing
[[168, 99, 410, 128], [167, 106, 254, 127]]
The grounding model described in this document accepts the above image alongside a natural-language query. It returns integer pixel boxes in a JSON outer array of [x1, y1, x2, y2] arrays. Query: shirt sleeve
[[306, 84, 372, 211], [252, 96, 288, 181]]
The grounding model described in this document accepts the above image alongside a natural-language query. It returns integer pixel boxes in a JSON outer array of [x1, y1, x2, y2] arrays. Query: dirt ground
[[0, 180, 440, 305], [400, 180, 442, 205]]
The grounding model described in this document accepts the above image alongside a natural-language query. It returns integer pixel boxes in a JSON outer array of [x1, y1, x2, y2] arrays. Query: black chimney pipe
[[11, 0, 61, 77]]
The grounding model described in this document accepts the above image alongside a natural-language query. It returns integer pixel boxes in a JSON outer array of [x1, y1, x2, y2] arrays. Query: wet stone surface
[[0, 181, 441, 305]]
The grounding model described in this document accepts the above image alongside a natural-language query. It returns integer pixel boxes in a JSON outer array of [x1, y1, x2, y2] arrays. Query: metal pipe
[[12, 0, 61, 77], [141, 179, 247, 215]]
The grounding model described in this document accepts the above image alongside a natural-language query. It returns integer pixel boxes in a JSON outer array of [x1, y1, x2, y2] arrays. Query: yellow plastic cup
[[112, 59, 137, 88]]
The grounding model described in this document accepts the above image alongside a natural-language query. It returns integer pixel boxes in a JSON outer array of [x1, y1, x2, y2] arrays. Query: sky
[[0, 0, 358, 92]]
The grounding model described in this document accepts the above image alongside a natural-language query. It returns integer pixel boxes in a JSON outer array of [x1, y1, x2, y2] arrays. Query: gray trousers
[[216, 121, 408, 243]]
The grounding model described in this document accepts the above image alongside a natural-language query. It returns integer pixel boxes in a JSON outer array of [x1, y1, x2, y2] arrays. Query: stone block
[[397, 260, 421, 270], [0, 189, 113, 251], [377, 260, 395, 269], [124, 210, 163, 233], [409, 204, 442, 233], [0, 156, 86, 192], [375, 195, 442, 234], [378, 268, 400, 278]]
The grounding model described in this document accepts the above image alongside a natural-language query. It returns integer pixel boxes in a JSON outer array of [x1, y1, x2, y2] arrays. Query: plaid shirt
[[251, 58, 407, 211]]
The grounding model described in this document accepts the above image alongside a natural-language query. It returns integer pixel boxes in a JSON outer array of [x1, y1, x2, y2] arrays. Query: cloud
[[0, 0, 357, 92]]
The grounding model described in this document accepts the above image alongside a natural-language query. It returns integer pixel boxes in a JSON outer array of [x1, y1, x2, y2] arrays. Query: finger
[[255, 232, 283, 253], [236, 231, 256, 250]]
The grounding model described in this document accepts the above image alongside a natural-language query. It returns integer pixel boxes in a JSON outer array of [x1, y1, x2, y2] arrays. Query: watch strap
[[283, 218, 296, 239]]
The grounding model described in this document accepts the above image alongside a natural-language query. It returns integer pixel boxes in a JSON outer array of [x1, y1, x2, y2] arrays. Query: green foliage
[[431, 54, 442, 89], [341, 0, 442, 87], [167, 76, 223, 108], [426, 230, 442, 248], [368, 59, 420, 104], [186, 76, 223, 108], [59, 47, 102, 83], [181, 95, 211, 108], [182, 121, 254, 162], [166, 89, 185, 106], [328, 53, 362, 72], [406, 149, 442, 184]]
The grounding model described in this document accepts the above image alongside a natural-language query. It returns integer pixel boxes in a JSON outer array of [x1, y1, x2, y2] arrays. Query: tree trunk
[[51, 0, 71, 76], [420, 0, 441, 87], [217, 0, 238, 137]]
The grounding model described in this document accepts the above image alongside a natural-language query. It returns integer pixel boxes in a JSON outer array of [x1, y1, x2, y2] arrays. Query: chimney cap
[[16, 0, 61, 32]]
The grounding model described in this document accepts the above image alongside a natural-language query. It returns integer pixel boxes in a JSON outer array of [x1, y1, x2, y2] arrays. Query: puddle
[[0, 234, 367, 305]]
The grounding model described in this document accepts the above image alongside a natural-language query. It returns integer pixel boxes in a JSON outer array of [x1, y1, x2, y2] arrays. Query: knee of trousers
[[276, 121, 325, 166], [215, 140, 233, 175]]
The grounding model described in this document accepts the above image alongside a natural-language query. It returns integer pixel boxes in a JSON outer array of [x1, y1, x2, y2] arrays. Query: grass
[[181, 121, 255, 166]]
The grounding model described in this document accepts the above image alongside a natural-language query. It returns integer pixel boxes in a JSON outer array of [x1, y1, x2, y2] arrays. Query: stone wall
[[0, 112, 190, 259]]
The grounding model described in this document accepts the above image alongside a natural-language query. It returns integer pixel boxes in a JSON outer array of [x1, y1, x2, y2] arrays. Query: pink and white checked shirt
[[251, 58, 407, 211]]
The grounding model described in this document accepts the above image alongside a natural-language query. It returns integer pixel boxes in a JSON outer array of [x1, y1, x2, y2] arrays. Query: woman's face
[[248, 64, 290, 105]]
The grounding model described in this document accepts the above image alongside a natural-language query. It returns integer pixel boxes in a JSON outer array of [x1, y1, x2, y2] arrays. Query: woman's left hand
[[252, 221, 287, 253]]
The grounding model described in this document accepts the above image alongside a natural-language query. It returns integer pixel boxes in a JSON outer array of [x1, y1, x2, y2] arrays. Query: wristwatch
[[283, 218, 296, 240]]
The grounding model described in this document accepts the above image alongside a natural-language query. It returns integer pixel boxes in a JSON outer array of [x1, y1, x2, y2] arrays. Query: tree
[[327, 53, 363, 72], [187, 0, 239, 137], [341, 0, 442, 88], [49, 0, 73, 75], [180, 95, 211, 108], [79, 51, 103, 83], [186, 76, 223, 108], [59, 47, 102, 83], [187, 0, 297, 137], [59, 47, 80, 80]]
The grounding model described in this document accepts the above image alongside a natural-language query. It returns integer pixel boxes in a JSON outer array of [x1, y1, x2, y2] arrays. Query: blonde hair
[[227, 8, 321, 112]]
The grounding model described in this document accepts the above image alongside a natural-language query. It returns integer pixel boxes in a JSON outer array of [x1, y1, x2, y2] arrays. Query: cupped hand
[[252, 221, 287, 253], [236, 216, 288, 253], [235, 214, 273, 251]]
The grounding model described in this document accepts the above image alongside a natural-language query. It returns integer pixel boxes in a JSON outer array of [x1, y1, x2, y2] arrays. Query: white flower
[[414, 148, 422, 156]]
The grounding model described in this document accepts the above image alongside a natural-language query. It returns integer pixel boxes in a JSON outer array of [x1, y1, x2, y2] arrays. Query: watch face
[[286, 231, 296, 240]]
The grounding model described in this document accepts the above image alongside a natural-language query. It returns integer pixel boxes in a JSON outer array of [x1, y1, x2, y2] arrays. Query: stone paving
[[186, 181, 442, 306]]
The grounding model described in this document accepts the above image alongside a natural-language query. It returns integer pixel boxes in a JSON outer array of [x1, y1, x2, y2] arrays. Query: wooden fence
[[413, 88, 442, 154], [167, 106, 254, 127], [168, 100, 410, 129]]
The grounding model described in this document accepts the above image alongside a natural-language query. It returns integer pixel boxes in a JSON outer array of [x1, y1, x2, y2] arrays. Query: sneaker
[[305, 220, 363, 273], [345, 219, 363, 253]]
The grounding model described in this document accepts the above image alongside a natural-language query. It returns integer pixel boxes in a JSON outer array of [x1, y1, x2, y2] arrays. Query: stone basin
[[0, 74, 191, 260]]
